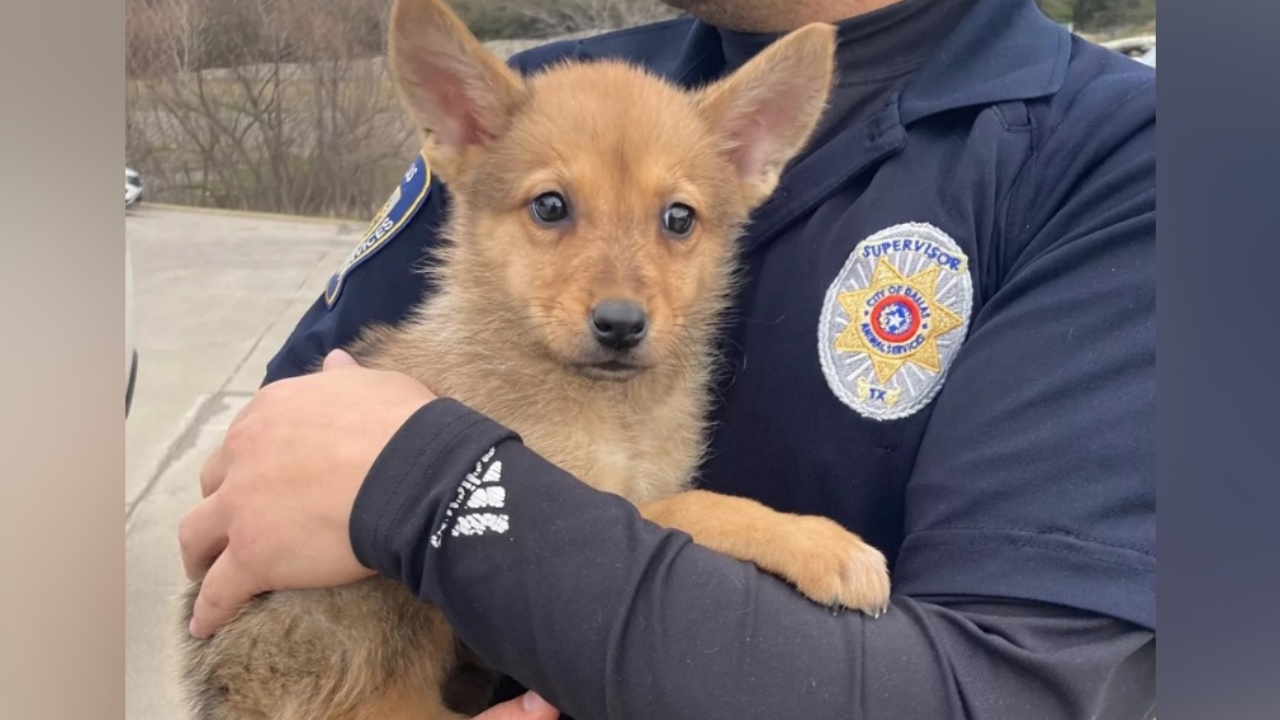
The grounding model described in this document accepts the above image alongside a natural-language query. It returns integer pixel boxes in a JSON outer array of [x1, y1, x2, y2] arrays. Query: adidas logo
[[429, 446, 510, 548]]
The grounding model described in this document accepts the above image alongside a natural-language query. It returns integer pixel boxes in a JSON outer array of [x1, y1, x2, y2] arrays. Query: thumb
[[322, 348, 362, 371], [188, 548, 263, 639], [474, 692, 559, 720]]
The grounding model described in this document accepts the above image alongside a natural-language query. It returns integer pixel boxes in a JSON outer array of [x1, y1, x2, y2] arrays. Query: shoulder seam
[[998, 76, 1155, 265]]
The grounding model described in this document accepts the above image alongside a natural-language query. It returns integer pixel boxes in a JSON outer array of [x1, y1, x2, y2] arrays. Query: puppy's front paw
[[770, 517, 891, 617]]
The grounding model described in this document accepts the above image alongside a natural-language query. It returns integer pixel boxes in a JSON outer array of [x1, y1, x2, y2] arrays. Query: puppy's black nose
[[590, 300, 648, 351]]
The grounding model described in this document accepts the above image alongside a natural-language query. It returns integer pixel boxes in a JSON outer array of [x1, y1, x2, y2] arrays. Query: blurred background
[[124, 0, 1155, 222]]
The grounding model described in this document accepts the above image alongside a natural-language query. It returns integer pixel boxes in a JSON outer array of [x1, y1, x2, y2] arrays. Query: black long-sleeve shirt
[[351, 400, 1155, 720]]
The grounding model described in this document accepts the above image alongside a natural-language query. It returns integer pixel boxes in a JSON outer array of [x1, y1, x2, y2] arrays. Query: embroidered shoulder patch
[[324, 154, 432, 307], [817, 222, 974, 421]]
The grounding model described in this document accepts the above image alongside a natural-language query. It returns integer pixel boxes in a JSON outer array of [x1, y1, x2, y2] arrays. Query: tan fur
[[639, 490, 891, 609], [177, 2, 889, 718]]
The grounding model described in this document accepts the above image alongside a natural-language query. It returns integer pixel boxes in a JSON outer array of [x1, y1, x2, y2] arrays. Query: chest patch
[[818, 222, 974, 421], [325, 153, 432, 308]]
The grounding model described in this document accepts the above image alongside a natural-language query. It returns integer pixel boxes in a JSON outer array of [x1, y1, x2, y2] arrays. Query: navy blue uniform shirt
[[265, 1, 1155, 717]]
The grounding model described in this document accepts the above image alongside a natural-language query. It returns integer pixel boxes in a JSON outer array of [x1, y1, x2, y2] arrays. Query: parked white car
[[126, 167, 143, 207], [1100, 35, 1156, 69], [126, 166, 141, 416], [126, 233, 137, 417]]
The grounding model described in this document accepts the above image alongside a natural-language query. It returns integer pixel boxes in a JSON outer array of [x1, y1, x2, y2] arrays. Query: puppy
[[177, 1, 890, 718]]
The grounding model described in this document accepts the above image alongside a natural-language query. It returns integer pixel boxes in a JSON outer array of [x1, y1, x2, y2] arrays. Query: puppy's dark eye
[[530, 192, 570, 224], [662, 203, 696, 238]]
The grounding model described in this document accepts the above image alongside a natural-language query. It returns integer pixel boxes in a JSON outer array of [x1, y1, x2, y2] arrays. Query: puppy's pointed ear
[[388, 0, 527, 178], [694, 23, 837, 207]]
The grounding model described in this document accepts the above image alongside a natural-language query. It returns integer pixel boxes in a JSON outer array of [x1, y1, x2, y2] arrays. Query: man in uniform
[[179, 0, 1156, 718]]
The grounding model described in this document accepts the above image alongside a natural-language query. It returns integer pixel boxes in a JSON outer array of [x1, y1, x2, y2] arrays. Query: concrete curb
[[138, 202, 366, 226]]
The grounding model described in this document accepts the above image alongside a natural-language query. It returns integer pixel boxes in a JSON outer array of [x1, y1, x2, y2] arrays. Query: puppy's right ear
[[388, 0, 527, 178], [693, 22, 837, 209]]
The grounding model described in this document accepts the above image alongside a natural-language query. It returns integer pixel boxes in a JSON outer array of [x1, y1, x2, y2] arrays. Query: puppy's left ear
[[694, 23, 837, 208]]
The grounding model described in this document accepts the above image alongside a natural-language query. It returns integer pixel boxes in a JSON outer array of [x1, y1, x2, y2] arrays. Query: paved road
[[125, 204, 364, 719]]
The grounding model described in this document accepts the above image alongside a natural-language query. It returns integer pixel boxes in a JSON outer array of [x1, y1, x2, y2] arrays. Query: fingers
[[178, 494, 229, 581], [473, 692, 559, 720], [201, 393, 259, 497], [199, 444, 227, 498], [322, 348, 361, 371], [188, 548, 264, 639], [519, 693, 558, 718]]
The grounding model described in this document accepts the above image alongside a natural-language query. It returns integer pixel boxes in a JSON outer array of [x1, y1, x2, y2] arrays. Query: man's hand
[[475, 693, 560, 720], [179, 349, 436, 638]]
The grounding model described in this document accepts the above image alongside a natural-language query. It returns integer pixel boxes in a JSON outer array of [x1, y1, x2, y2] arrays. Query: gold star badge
[[834, 258, 965, 384]]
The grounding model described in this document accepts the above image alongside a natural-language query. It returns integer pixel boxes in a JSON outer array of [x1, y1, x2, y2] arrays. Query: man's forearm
[[351, 400, 1155, 720]]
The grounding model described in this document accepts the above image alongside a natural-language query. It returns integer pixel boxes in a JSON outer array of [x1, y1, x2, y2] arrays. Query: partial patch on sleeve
[[325, 153, 433, 308]]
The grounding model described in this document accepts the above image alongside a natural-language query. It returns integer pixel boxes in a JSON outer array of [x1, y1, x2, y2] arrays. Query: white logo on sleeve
[[429, 446, 509, 548]]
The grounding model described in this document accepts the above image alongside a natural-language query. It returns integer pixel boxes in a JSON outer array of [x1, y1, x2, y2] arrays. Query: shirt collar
[[896, 0, 1071, 123], [668, 0, 1070, 124]]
